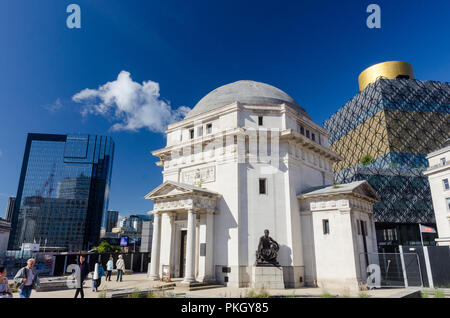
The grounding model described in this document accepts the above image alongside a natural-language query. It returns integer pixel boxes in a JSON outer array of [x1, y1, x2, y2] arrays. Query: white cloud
[[43, 98, 63, 112], [72, 71, 191, 133]]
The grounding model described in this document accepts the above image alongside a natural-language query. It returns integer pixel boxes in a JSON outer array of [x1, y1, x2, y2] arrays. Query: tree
[[93, 241, 121, 253]]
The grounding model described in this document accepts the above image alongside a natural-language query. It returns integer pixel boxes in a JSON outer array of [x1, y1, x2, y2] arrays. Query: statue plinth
[[251, 229, 284, 289], [251, 265, 285, 290], [255, 262, 279, 267]]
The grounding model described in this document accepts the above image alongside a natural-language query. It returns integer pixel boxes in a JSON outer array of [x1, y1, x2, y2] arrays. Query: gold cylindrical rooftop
[[358, 61, 415, 91]]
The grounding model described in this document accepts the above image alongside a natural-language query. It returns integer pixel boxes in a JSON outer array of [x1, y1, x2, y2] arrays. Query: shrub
[[130, 289, 141, 298], [360, 154, 374, 165], [246, 288, 269, 298], [434, 289, 445, 298], [321, 291, 334, 298]]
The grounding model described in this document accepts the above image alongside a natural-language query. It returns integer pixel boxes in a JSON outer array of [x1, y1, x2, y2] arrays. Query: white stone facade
[[0, 219, 11, 253], [424, 141, 450, 246], [298, 181, 379, 292], [146, 81, 379, 290]]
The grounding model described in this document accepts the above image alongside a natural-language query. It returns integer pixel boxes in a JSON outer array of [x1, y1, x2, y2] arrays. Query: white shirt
[[93, 263, 99, 280], [25, 268, 34, 286]]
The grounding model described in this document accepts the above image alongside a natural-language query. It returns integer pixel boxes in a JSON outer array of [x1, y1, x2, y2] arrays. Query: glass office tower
[[8, 133, 114, 251], [105, 210, 119, 233]]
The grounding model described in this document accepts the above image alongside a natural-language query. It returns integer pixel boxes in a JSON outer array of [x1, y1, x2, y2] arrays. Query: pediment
[[299, 180, 380, 203], [145, 182, 191, 200], [353, 182, 380, 202], [145, 181, 220, 200]]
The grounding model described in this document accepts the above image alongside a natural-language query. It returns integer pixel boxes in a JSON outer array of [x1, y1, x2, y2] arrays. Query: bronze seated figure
[[255, 229, 279, 266]]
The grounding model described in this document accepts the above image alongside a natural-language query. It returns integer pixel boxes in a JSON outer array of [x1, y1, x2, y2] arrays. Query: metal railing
[[360, 252, 423, 288]]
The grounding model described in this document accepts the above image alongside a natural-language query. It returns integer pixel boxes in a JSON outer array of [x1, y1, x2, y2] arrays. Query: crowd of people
[[0, 254, 128, 298]]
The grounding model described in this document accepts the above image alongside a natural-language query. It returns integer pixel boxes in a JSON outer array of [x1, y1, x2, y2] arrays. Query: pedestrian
[[106, 256, 113, 281], [116, 254, 125, 282], [92, 261, 106, 292], [73, 255, 89, 298], [13, 258, 40, 298], [0, 266, 13, 298]]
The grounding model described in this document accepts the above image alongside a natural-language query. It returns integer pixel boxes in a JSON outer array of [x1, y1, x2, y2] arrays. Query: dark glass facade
[[8, 133, 114, 251], [105, 210, 119, 232], [324, 78, 450, 250]]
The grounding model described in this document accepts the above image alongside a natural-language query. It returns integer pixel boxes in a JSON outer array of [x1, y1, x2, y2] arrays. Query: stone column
[[204, 211, 215, 281], [149, 211, 161, 280], [183, 209, 197, 283], [168, 213, 176, 276]]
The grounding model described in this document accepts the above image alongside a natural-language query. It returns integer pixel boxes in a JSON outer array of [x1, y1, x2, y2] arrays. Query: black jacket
[[78, 261, 90, 282]]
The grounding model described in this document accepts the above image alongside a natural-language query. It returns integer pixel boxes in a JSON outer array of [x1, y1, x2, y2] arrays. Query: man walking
[[116, 255, 125, 282], [14, 258, 40, 298], [73, 255, 90, 298]]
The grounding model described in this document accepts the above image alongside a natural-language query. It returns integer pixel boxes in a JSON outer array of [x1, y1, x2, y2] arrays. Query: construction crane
[[35, 162, 56, 207]]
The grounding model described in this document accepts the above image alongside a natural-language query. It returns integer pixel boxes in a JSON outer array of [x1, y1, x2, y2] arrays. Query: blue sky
[[0, 0, 449, 218]]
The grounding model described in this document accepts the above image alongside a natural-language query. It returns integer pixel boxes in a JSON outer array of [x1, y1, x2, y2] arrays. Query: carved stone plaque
[[181, 166, 215, 185]]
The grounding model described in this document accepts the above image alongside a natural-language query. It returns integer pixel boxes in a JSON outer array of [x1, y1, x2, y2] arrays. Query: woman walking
[[0, 266, 13, 298], [116, 255, 125, 282], [92, 261, 106, 292], [106, 257, 113, 281]]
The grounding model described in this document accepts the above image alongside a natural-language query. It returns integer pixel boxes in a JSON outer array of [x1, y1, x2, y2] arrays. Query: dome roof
[[185, 80, 310, 119]]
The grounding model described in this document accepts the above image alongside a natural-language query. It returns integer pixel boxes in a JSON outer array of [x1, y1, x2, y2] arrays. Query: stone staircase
[[174, 281, 224, 292]]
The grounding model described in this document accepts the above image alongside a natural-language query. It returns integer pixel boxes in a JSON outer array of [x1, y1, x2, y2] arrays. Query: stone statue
[[256, 229, 279, 265]]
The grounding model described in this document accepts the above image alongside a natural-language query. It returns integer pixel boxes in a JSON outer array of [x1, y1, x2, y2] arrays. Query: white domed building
[[146, 80, 379, 291]]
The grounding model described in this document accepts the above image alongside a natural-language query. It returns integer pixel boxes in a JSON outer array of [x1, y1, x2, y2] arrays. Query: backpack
[[14, 267, 28, 289]]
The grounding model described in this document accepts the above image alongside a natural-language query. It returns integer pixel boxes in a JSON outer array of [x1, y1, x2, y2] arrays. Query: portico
[[145, 181, 220, 284]]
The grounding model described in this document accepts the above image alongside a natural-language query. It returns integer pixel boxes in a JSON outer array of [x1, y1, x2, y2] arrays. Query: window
[[258, 116, 263, 126], [362, 221, 368, 236], [300, 126, 305, 135], [198, 126, 203, 137], [444, 179, 449, 191], [189, 129, 194, 139], [311, 133, 316, 142], [259, 178, 266, 194], [206, 123, 212, 134], [306, 130, 310, 138], [447, 198, 450, 211], [323, 219, 330, 235], [441, 157, 446, 166]]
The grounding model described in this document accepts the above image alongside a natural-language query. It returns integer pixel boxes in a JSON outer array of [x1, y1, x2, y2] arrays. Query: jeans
[[106, 270, 112, 281], [116, 269, 123, 282], [19, 286, 33, 298]]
